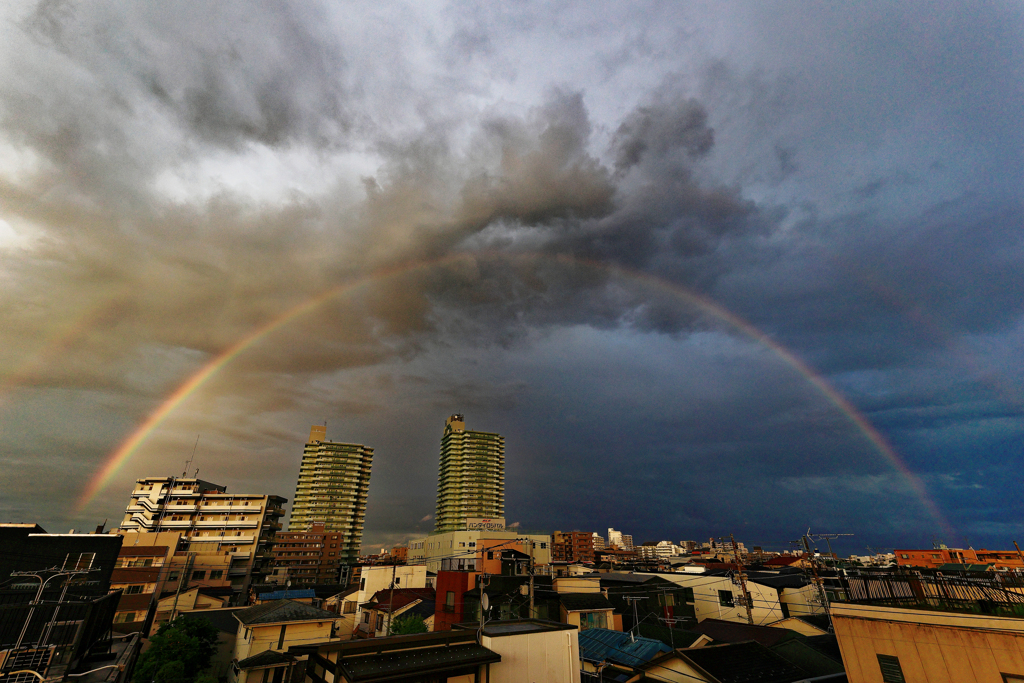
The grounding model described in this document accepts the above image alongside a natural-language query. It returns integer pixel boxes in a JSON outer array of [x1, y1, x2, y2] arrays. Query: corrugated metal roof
[[578, 628, 671, 667]]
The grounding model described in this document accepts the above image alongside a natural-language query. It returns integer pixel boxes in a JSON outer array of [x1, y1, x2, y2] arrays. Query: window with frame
[[343, 601, 356, 614], [210, 570, 223, 580], [192, 570, 206, 580], [376, 614, 384, 631], [363, 612, 370, 623], [682, 587, 695, 603], [718, 590, 735, 607], [877, 654, 906, 683], [124, 584, 146, 594]]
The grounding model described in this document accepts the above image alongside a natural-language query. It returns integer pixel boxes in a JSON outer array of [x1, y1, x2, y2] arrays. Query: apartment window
[[900, 554, 909, 559], [877, 654, 905, 683], [343, 601, 356, 614], [192, 570, 206, 580], [487, 552, 494, 560], [114, 612, 135, 623], [210, 570, 223, 580], [124, 585, 146, 594], [360, 578, 366, 591], [540, 543, 547, 549], [682, 587, 695, 603], [376, 614, 384, 631], [168, 571, 179, 581], [445, 591, 456, 612], [718, 590, 735, 607]]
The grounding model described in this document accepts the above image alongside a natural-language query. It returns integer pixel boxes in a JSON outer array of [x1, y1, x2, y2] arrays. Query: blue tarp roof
[[578, 628, 671, 667]]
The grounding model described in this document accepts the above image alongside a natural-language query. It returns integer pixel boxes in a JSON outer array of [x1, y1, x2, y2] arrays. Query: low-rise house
[[349, 565, 427, 629], [229, 599, 342, 683], [151, 586, 229, 634], [320, 586, 360, 639], [554, 576, 619, 631], [636, 640, 811, 683], [292, 620, 582, 683], [355, 587, 435, 638], [832, 571, 1024, 682]]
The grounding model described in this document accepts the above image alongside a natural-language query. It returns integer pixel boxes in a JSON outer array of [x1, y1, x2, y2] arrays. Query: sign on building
[[466, 518, 506, 532]]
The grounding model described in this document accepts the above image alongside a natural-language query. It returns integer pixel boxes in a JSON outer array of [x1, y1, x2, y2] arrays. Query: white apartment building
[[119, 476, 285, 601]]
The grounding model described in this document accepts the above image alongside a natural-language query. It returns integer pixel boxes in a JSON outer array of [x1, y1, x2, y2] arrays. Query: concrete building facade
[[118, 477, 285, 602], [434, 414, 505, 533], [289, 426, 373, 566]]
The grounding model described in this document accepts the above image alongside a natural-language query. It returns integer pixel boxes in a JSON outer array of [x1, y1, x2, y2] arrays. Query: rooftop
[[235, 598, 338, 625]]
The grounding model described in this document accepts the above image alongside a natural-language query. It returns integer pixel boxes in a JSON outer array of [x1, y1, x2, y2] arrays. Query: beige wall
[[833, 602, 1024, 683], [481, 629, 580, 683]]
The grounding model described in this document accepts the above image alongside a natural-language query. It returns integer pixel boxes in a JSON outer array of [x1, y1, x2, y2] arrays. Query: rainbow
[[74, 252, 955, 536]]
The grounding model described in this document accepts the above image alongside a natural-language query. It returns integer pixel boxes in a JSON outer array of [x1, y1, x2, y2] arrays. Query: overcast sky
[[1, 1, 1022, 555]]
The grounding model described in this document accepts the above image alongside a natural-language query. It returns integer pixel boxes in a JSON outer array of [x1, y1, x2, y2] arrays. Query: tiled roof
[[578, 628, 671, 667], [236, 599, 338, 625], [690, 619, 801, 648], [256, 589, 317, 601], [559, 593, 615, 612], [237, 650, 294, 669], [679, 641, 809, 683], [338, 643, 499, 680]]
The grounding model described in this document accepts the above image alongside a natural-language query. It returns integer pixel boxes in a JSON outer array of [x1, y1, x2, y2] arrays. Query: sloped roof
[[636, 623, 707, 649], [678, 641, 809, 683], [179, 608, 248, 634], [770, 637, 845, 678], [237, 650, 295, 669], [256, 588, 317, 601], [338, 642, 499, 681], [559, 593, 615, 612], [690, 619, 802, 648], [364, 588, 436, 612], [578, 628, 671, 667], [236, 599, 338, 625], [745, 573, 809, 590]]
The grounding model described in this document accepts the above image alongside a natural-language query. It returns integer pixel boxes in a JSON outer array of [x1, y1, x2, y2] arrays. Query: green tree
[[133, 617, 219, 683], [390, 613, 428, 635]]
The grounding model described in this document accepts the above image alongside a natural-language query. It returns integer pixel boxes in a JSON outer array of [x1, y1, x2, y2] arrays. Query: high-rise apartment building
[[434, 414, 505, 533], [289, 426, 374, 565]]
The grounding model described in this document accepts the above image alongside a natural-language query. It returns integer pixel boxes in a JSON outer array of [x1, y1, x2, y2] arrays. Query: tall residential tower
[[290, 426, 374, 565], [434, 414, 505, 533]]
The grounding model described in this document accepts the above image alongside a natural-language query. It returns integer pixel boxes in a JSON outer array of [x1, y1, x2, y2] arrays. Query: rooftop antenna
[[183, 434, 200, 477]]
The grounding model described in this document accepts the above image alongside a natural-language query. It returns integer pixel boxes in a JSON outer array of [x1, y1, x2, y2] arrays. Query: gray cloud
[[0, 0, 1021, 553]]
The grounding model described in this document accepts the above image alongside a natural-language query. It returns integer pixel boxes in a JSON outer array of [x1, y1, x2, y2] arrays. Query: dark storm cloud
[[1, 0, 1022, 549]]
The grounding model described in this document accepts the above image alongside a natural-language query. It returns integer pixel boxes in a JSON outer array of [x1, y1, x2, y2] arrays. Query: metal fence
[[839, 573, 1024, 617]]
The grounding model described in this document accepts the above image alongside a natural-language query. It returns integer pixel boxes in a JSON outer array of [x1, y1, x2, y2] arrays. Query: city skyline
[[1, 3, 1022, 554]]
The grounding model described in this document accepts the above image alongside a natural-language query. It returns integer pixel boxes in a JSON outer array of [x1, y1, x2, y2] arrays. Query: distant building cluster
[[4, 413, 1024, 683]]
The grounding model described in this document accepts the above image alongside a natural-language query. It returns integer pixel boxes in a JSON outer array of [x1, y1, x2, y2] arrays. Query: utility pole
[[384, 561, 398, 636], [800, 533, 833, 632], [720, 535, 753, 625], [527, 539, 535, 619]]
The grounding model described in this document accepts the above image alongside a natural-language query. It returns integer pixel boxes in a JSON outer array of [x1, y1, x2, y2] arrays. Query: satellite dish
[[481, 593, 490, 611]]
